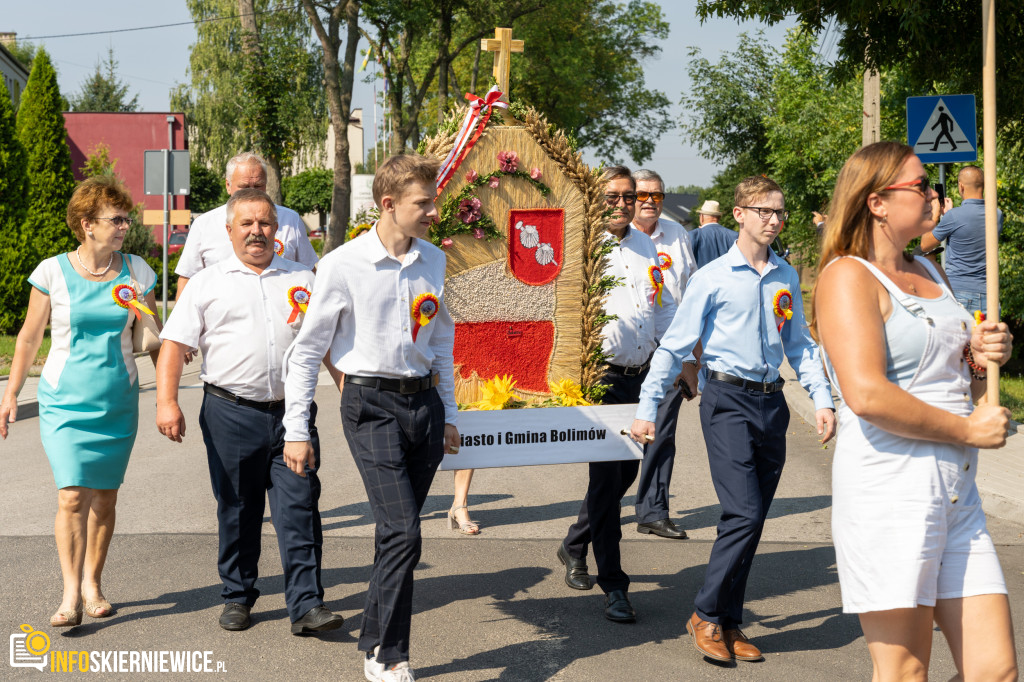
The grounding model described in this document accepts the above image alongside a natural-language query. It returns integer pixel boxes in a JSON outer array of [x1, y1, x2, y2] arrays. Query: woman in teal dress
[[0, 176, 160, 627]]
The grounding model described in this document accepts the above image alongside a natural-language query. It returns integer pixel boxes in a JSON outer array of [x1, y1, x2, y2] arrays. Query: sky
[[5, 2, 796, 188]]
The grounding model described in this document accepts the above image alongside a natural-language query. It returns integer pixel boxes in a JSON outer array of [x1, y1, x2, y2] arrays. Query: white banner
[[439, 404, 643, 470]]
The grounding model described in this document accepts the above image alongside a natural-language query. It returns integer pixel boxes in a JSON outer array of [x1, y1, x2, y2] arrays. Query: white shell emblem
[[535, 243, 556, 266], [515, 220, 540, 248]]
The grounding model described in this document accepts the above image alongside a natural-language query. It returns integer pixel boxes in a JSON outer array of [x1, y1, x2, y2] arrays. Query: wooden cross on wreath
[[481, 27, 524, 99]]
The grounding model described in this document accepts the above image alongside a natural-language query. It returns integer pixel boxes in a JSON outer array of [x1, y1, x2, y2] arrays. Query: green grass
[[0, 333, 52, 377], [1000, 375, 1024, 423]]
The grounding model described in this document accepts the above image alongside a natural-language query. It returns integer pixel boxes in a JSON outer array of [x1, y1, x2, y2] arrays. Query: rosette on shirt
[[411, 292, 440, 341], [274, 238, 285, 256], [773, 288, 793, 331], [111, 283, 155, 319], [647, 265, 664, 307], [657, 252, 673, 271], [287, 286, 311, 323]]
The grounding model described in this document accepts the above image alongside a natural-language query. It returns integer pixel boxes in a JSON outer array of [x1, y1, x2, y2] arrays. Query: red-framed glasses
[[882, 176, 931, 196]]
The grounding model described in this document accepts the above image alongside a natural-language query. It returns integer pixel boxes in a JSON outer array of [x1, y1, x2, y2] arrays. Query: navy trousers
[[199, 394, 324, 623], [694, 379, 789, 628], [563, 369, 645, 593], [634, 383, 685, 523], [341, 384, 445, 666]]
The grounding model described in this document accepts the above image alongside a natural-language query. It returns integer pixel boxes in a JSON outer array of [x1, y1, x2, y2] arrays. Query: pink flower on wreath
[[441, 237, 454, 248], [488, 176, 500, 189], [465, 169, 479, 183], [473, 228, 485, 239], [457, 196, 482, 224], [530, 167, 542, 180], [497, 150, 519, 173]]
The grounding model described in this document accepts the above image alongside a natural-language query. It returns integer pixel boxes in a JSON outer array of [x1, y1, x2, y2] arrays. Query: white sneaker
[[364, 647, 384, 682], [381, 661, 415, 682]]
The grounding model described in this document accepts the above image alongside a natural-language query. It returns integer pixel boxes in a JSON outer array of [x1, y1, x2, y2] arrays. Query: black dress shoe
[[556, 543, 593, 590], [636, 518, 688, 539], [291, 605, 345, 635], [219, 603, 251, 631], [604, 590, 636, 623]]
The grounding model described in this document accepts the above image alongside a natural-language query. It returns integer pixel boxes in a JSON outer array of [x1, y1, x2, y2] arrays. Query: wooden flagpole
[[982, 0, 1000, 403]]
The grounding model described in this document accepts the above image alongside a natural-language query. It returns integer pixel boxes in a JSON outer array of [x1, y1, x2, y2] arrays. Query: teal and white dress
[[28, 253, 157, 490]]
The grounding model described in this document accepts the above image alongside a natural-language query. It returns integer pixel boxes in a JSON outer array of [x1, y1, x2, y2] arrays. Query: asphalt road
[[2, 375, 1022, 680]]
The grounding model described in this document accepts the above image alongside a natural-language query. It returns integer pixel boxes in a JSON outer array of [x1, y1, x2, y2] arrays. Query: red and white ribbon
[[435, 86, 508, 195]]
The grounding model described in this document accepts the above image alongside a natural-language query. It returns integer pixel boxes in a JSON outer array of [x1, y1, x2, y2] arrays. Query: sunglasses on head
[[636, 191, 664, 204]]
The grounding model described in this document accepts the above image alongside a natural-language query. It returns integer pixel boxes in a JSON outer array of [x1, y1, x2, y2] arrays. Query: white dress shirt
[[160, 254, 315, 401], [282, 226, 457, 441], [175, 203, 319, 278], [631, 217, 696, 307], [601, 226, 677, 367]]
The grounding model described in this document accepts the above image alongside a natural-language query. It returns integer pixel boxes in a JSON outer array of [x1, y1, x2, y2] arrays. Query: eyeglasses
[[93, 216, 135, 228], [604, 193, 637, 206], [882, 176, 931, 196], [739, 206, 789, 222], [636, 191, 665, 204]]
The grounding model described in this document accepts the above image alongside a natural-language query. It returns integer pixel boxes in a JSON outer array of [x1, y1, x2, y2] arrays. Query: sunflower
[[549, 378, 591, 407], [471, 374, 520, 410]]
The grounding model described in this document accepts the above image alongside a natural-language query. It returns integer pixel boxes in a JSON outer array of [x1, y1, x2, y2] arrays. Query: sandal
[[50, 605, 83, 627], [447, 506, 480, 535], [85, 599, 114, 618]]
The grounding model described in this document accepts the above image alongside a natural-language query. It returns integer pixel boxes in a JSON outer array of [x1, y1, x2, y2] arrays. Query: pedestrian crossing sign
[[906, 95, 977, 164]]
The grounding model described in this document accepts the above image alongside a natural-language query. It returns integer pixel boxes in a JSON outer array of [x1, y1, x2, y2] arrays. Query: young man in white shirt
[[156, 189, 343, 635], [282, 154, 460, 682], [557, 165, 678, 624]]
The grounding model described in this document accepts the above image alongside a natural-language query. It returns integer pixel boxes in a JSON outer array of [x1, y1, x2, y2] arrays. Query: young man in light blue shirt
[[630, 176, 836, 664]]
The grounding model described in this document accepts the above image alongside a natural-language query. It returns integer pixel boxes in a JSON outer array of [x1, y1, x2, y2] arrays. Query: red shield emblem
[[508, 208, 564, 286]]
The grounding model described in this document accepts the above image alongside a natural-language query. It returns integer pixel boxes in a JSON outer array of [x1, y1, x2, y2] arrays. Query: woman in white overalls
[[812, 142, 1017, 681]]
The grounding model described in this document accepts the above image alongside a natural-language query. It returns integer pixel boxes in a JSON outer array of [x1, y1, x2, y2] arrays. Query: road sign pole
[[982, 0, 999, 403], [162, 148, 169, 324]]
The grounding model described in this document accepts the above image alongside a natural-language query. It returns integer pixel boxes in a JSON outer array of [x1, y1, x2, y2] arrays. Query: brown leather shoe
[[686, 612, 732, 662], [724, 627, 764, 661]]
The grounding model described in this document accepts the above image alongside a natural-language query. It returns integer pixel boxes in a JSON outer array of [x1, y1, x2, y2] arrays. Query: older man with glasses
[[629, 169, 698, 541], [556, 165, 677, 624]]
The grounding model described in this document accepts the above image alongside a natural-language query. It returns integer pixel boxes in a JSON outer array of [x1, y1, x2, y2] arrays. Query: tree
[[189, 162, 227, 214], [16, 48, 77, 265], [695, 1, 1024, 146], [0, 79, 30, 332], [69, 47, 139, 112], [6, 41, 37, 72], [300, 0, 361, 253], [171, 0, 327, 202], [282, 168, 333, 226]]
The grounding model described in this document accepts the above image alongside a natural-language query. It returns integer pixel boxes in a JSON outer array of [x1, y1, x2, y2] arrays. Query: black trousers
[[199, 394, 324, 622], [693, 379, 789, 628], [563, 368, 646, 593], [634, 383, 685, 523], [341, 384, 445, 666]]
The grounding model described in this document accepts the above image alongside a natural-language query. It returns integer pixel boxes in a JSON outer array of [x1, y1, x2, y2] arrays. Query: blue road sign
[[907, 95, 977, 164]]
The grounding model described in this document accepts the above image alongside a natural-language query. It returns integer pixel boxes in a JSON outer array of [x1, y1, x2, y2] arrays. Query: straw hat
[[696, 200, 722, 217]]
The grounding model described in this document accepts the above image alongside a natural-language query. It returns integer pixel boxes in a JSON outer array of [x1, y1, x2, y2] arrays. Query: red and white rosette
[[274, 238, 284, 256], [286, 286, 311, 324], [111, 283, 155, 320], [657, 251, 673, 271], [773, 288, 794, 332], [411, 292, 440, 342], [647, 265, 664, 307], [435, 86, 508, 195]]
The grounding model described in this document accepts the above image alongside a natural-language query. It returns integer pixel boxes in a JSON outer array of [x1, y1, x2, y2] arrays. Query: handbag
[[124, 254, 162, 353]]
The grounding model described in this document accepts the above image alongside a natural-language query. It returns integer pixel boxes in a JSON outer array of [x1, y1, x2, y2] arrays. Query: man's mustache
[[245, 234, 268, 246]]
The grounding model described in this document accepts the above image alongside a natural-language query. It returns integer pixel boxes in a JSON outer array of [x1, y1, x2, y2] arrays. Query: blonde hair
[[734, 175, 782, 207], [372, 154, 440, 206], [809, 141, 914, 341], [66, 176, 134, 242]]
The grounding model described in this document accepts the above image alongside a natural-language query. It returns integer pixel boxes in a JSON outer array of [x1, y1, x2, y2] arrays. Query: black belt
[[204, 383, 284, 410], [606, 360, 650, 377], [344, 373, 439, 394], [709, 371, 784, 394]]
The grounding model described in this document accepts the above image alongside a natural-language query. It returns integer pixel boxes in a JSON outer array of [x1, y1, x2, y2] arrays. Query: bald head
[[958, 165, 983, 199]]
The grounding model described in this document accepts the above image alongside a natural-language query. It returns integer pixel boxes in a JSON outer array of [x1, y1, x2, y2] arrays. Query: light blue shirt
[[636, 243, 834, 422]]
